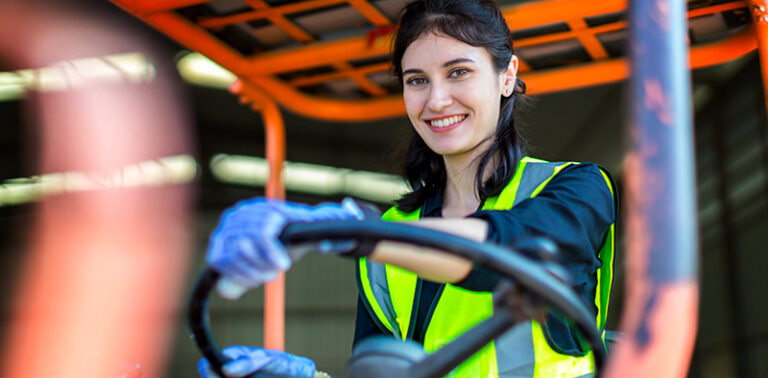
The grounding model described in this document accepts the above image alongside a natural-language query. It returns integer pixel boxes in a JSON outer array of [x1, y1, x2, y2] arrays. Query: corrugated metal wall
[[689, 57, 768, 378]]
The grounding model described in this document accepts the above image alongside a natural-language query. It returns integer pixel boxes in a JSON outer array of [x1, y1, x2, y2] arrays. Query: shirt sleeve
[[458, 163, 616, 312]]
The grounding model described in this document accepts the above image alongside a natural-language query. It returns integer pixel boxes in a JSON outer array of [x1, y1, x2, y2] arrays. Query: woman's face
[[401, 33, 517, 158]]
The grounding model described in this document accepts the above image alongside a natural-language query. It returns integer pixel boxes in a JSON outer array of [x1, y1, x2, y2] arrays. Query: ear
[[501, 55, 519, 97]]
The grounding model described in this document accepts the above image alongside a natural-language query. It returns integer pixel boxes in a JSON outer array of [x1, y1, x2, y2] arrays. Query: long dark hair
[[392, 0, 527, 212]]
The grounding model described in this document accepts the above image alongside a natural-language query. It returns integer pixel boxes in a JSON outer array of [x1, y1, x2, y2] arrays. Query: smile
[[426, 114, 467, 130]]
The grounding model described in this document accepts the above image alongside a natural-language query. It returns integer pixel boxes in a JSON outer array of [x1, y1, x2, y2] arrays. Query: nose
[[426, 82, 453, 113]]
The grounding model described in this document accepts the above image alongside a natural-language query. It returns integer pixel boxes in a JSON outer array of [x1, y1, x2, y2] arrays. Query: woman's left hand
[[206, 198, 364, 297]]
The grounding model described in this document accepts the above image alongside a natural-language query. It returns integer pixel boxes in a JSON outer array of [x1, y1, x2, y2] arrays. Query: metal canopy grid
[[112, 0, 757, 121]]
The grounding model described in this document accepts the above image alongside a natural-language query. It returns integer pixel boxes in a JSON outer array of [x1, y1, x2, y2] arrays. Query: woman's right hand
[[197, 346, 317, 378], [206, 198, 363, 298]]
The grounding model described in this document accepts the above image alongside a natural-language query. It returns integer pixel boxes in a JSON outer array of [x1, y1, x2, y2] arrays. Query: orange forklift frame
[[112, 0, 760, 122], [110, 0, 768, 367]]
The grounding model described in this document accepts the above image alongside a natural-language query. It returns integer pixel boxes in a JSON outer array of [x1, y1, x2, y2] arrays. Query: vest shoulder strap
[[356, 257, 400, 337], [490, 157, 578, 210], [357, 206, 421, 339]]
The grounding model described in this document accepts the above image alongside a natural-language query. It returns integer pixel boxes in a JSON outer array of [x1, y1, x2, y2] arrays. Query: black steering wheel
[[188, 220, 607, 378]]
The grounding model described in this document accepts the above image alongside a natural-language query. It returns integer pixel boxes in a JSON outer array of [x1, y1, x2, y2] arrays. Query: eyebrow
[[402, 58, 477, 76]]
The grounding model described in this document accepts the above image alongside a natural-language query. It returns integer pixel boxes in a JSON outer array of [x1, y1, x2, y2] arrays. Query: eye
[[405, 77, 428, 86], [448, 68, 469, 78]]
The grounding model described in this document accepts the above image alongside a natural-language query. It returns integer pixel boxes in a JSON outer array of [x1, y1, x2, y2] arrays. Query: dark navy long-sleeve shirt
[[353, 163, 616, 353]]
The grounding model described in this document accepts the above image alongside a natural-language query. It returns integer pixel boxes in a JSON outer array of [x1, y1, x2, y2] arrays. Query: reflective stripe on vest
[[356, 157, 616, 377]]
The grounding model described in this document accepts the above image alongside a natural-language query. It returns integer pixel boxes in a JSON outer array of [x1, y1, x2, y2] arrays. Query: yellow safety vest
[[357, 157, 617, 377]]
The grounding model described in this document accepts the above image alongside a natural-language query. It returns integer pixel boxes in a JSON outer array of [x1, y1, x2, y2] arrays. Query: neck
[[442, 146, 496, 216]]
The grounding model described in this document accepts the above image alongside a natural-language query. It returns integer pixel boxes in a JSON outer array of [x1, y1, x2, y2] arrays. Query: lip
[[425, 114, 467, 133]]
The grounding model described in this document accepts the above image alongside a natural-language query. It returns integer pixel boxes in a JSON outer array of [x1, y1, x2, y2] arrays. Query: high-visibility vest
[[356, 157, 617, 377]]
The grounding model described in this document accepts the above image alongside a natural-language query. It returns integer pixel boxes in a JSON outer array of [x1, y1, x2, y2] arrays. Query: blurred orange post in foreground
[[605, 0, 699, 376], [0, 2, 192, 377]]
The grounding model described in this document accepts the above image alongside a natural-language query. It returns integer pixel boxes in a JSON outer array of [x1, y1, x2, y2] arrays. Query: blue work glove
[[197, 346, 316, 378], [207, 197, 364, 298]]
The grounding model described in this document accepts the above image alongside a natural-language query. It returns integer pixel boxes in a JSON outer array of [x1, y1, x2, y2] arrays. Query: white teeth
[[430, 115, 464, 128]]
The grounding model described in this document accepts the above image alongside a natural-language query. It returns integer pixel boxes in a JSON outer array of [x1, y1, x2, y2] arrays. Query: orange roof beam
[[515, 21, 625, 48], [289, 62, 389, 86], [239, 76, 405, 121], [688, 24, 757, 67], [197, 0, 391, 65], [242, 26, 757, 122], [689, 1, 749, 18], [118, 0, 633, 77], [242, 36, 389, 75], [107, 4, 250, 74], [239, 0, 749, 76], [273, 0, 748, 93], [267, 16, 315, 43], [747, 0, 768, 120], [111, 0, 758, 123], [566, 19, 609, 60], [240, 0, 315, 43], [118, 0, 750, 79], [505, 25, 757, 95], [332, 62, 387, 97], [198, 0, 376, 29], [515, 2, 745, 49], [348, 0, 391, 26], [504, 0, 626, 30], [240, 0, 626, 75], [113, 0, 211, 14]]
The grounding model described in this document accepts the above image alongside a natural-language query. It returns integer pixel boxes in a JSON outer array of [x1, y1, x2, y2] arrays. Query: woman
[[200, 0, 617, 377]]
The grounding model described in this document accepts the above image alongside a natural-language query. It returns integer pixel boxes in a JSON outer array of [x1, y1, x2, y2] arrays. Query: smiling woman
[[391, 0, 528, 217], [198, 1, 617, 377], [348, 2, 616, 377], [402, 34, 514, 158], [399, 33, 519, 213]]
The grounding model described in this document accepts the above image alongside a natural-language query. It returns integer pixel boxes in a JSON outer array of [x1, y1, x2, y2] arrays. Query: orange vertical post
[[749, 0, 768, 119], [261, 93, 287, 352], [230, 80, 287, 351]]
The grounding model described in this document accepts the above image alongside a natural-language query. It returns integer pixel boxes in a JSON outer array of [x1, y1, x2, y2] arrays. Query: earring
[[505, 88, 512, 96]]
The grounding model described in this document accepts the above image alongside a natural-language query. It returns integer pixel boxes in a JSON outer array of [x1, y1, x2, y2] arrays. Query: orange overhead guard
[[112, 0, 758, 122]]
